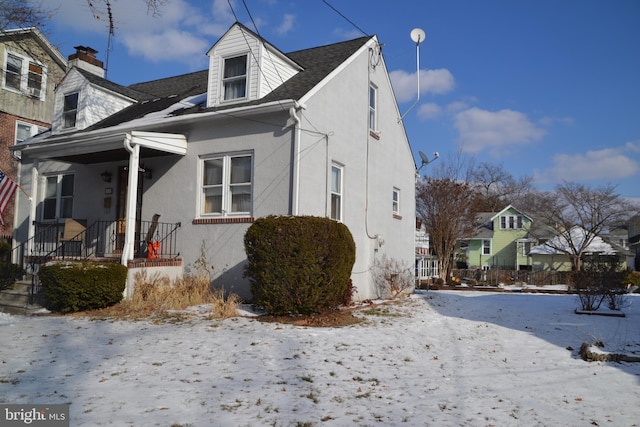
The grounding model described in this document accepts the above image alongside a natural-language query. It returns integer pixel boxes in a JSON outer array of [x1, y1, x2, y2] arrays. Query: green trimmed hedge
[[244, 215, 356, 315], [39, 262, 127, 313]]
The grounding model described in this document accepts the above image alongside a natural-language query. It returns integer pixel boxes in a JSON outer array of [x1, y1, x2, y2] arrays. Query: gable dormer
[[50, 47, 152, 134], [206, 23, 302, 108]]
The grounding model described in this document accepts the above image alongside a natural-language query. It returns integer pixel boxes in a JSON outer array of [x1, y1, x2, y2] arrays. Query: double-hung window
[[4, 53, 22, 91], [369, 84, 377, 131], [482, 239, 491, 255], [15, 122, 35, 144], [222, 55, 247, 101], [43, 174, 75, 220], [63, 93, 79, 128], [201, 154, 252, 216], [330, 164, 343, 221], [3, 52, 45, 99], [392, 188, 400, 216], [500, 215, 523, 230]]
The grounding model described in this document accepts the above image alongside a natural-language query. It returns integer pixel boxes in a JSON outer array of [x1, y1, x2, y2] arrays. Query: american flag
[[0, 169, 18, 223]]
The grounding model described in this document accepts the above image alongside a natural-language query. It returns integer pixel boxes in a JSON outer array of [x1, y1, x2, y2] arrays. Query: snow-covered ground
[[1, 290, 639, 426]]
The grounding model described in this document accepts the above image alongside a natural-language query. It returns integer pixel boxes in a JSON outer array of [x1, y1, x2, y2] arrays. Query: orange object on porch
[[147, 241, 160, 259]]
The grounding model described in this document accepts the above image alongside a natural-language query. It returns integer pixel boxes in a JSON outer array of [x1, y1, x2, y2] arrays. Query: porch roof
[[15, 131, 187, 164]]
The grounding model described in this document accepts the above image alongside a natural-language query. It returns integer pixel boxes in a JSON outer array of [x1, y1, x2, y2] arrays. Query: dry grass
[[85, 271, 240, 320]]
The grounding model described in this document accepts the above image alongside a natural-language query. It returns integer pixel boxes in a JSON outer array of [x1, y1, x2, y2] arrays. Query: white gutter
[[288, 102, 305, 215], [121, 132, 139, 268]]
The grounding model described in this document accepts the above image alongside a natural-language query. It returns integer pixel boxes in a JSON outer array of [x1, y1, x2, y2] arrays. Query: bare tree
[[416, 154, 483, 281], [471, 162, 535, 212], [531, 181, 634, 271]]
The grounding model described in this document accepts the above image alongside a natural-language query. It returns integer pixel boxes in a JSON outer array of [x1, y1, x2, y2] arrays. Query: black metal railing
[[11, 218, 181, 303]]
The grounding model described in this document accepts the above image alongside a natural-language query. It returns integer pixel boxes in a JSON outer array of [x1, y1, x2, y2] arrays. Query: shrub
[[372, 255, 414, 299], [244, 215, 356, 315], [0, 241, 23, 291], [39, 262, 127, 313]]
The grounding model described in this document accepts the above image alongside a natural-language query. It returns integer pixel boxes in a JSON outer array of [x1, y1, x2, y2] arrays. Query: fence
[[451, 269, 573, 288]]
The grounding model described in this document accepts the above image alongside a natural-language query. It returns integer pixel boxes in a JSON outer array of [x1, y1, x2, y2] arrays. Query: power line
[[321, 0, 368, 37]]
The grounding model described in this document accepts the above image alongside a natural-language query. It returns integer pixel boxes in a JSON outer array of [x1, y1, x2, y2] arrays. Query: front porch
[[11, 217, 183, 306]]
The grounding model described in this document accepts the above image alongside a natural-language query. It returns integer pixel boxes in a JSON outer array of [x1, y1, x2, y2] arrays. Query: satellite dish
[[419, 151, 430, 164], [410, 28, 426, 45]]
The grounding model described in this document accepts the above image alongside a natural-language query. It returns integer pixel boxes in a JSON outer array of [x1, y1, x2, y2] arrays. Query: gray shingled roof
[[82, 35, 372, 131], [74, 67, 155, 101]]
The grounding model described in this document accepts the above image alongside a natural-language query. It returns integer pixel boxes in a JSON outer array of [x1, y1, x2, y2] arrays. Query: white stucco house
[[11, 23, 417, 301]]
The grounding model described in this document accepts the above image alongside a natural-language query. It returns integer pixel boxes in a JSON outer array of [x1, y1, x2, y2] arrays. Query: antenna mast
[[105, 0, 114, 79], [399, 28, 426, 122]]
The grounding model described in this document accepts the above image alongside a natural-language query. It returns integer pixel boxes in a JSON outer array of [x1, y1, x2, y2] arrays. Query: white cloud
[[417, 103, 442, 120], [390, 68, 455, 103], [275, 14, 296, 35], [122, 29, 210, 64], [454, 107, 546, 153], [535, 144, 640, 183]]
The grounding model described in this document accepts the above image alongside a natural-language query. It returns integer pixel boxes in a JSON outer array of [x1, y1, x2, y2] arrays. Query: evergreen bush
[[244, 215, 356, 315], [39, 262, 127, 313]]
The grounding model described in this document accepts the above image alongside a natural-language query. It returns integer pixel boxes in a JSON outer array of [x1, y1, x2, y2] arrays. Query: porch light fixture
[[100, 171, 112, 183]]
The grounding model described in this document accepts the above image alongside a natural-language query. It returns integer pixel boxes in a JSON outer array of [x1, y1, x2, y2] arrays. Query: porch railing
[[11, 218, 181, 303]]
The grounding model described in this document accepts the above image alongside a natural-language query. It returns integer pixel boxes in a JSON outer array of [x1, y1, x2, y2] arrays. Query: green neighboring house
[[464, 205, 536, 270]]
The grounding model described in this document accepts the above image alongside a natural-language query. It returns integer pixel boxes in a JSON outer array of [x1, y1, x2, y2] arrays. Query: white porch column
[[25, 160, 39, 259], [122, 133, 140, 267]]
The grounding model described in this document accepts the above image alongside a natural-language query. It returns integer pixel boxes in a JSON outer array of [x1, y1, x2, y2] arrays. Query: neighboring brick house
[[0, 28, 66, 234]]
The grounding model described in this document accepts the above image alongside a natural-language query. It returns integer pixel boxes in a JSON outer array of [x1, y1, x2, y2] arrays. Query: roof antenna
[[105, 0, 114, 79], [399, 28, 426, 122]]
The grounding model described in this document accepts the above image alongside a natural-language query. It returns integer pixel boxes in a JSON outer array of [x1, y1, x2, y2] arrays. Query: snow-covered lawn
[[1, 290, 639, 426]]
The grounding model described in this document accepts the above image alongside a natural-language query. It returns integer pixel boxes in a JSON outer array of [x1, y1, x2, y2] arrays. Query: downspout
[[289, 103, 304, 216], [122, 132, 140, 267]]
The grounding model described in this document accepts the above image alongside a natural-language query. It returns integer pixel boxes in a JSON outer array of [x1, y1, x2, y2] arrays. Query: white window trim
[[41, 173, 75, 220], [62, 92, 80, 129], [15, 121, 38, 144], [392, 187, 400, 216], [500, 215, 524, 230], [482, 239, 492, 255], [221, 53, 249, 103], [2, 50, 47, 100], [369, 83, 378, 131], [199, 152, 253, 218], [330, 163, 343, 222]]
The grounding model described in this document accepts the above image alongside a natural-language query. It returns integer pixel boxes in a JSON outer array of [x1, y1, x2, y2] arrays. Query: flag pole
[[18, 185, 31, 200]]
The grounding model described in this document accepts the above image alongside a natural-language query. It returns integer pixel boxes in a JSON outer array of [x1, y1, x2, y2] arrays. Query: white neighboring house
[[528, 226, 633, 271], [11, 23, 417, 301]]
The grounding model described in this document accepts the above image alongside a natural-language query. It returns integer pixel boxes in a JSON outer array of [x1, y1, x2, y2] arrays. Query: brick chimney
[[68, 46, 104, 78]]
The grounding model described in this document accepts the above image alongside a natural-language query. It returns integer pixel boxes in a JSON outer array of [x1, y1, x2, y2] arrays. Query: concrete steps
[[0, 280, 45, 315]]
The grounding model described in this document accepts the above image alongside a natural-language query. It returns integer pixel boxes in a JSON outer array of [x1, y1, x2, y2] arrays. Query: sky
[[37, 0, 640, 201]]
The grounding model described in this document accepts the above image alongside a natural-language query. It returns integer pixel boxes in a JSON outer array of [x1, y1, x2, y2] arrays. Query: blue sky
[[41, 0, 640, 201]]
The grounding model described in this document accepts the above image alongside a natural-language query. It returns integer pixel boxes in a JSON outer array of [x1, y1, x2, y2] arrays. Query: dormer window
[[223, 55, 247, 101], [63, 93, 79, 128]]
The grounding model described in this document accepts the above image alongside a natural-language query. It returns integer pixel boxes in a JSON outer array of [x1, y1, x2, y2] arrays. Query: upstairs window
[[392, 188, 400, 216], [4, 54, 21, 90], [223, 55, 247, 101], [3, 52, 45, 99], [43, 174, 75, 220], [369, 84, 377, 131], [15, 122, 35, 144], [63, 93, 79, 129], [330, 164, 343, 221], [201, 154, 252, 216], [500, 215, 523, 230], [27, 62, 43, 97]]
